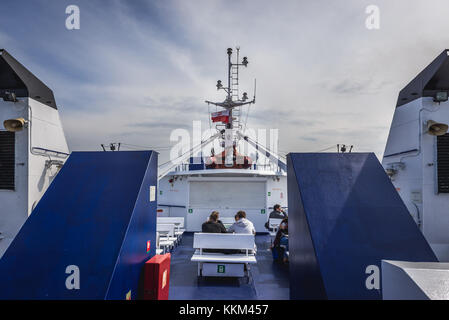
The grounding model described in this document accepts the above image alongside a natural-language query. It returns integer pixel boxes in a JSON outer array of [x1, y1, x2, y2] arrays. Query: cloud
[[1, 0, 449, 163], [330, 78, 391, 95]]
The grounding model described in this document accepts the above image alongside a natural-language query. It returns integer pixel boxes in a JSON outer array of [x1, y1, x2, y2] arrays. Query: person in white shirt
[[228, 211, 256, 235], [228, 210, 257, 254]]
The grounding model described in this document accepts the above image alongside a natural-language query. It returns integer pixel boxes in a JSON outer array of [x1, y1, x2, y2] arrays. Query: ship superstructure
[[157, 48, 288, 232], [2, 46, 449, 300], [382, 50, 449, 262], [0, 49, 69, 258]]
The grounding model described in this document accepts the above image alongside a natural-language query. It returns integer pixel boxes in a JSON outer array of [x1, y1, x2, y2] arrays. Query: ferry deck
[[169, 233, 289, 300]]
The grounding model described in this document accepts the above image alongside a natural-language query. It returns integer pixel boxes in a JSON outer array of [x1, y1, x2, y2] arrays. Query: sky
[[2, 0, 449, 162]]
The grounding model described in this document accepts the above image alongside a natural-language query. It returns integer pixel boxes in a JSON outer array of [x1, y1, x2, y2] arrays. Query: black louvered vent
[[437, 133, 449, 193], [0, 131, 15, 190]]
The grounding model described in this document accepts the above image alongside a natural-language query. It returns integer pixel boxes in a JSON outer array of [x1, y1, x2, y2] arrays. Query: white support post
[[224, 128, 234, 167]]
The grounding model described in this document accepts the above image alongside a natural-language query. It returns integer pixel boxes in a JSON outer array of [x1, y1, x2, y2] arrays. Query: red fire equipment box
[[143, 253, 171, 300]]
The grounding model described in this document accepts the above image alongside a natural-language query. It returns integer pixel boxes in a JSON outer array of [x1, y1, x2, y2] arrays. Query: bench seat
[[191, 233, 257, 278], [191, 250, 257, 264], [159, 240, 174, 247], [162, 236, 177, 242]]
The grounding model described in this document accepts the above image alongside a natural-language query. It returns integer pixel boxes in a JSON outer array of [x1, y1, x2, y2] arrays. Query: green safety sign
[[188, 209, 193, 213], [217, 265, 225, 273], [261, 209, 266, 214], [268, 192, 271, 196]]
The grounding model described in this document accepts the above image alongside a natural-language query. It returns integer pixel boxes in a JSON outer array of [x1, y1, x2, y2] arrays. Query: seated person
[[228, 211, 256, 235], [228, 211, 257, 254], [270, 204, 288, 219], [265, 204, 287, 231], [271, 218, 288, 263], [202, 211, 238, 254], [202, 211, 227, 233]]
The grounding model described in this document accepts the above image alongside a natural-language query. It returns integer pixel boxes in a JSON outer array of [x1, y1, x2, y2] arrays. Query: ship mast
[[158, 47, 287, 180], [205, 47, 255, 167]]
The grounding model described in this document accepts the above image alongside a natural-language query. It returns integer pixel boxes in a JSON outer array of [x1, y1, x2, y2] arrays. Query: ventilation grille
[[0, 131, 15, 190], [437, 133, 449, 193]]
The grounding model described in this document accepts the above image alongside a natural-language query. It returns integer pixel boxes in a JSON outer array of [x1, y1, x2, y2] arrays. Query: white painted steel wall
[[0, 99, 29, 257], [188, 178, 266, 232], [0, 98, 68, 258], [382, 96, 449, 261], [157, 175, 188, 219], [27, 98, 69, 213], [189, 180, 266, 209], [157, 173, 287, 232], [382, 260, 449, 300]]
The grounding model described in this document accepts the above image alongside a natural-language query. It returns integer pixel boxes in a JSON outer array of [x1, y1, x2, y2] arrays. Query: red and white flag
[[211, 110, 230, 123]]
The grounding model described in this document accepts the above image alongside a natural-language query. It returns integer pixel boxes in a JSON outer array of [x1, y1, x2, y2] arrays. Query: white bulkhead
[[0, 50, 69, 257], [383, 50, 449, 261], [157, 171, 287, 232]]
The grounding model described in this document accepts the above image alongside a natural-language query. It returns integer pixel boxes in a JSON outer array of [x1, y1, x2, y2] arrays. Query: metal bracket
[[45, 160, 64, 170]]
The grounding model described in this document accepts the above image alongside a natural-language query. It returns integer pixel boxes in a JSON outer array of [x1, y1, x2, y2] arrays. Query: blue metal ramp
[[287, 153, 438, 300], [0, 151, 158, 299]]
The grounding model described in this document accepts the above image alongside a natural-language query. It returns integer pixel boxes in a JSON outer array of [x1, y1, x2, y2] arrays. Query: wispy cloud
[[1, 0, 449, 161]]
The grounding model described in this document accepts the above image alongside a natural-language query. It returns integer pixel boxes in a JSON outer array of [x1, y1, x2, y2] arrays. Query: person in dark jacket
[[265, 204, 287, 231], [269, 204, 287, 219], [202, 211, 227, 233], [271, 218, 288, 263], [202, 211, 237, 254]]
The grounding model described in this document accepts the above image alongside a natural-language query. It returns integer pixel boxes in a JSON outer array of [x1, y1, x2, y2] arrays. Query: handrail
[[31, 147, 70, 158]]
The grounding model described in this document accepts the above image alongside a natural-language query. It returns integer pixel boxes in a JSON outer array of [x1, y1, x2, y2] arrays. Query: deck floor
[[168, 233, 290, 300]]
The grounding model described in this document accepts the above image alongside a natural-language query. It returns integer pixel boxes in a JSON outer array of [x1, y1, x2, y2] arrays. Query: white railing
[[171, 162, 283, 173]]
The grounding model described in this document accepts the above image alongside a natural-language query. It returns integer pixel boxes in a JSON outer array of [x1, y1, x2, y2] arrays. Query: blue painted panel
[[189, 156, 204, 171], [287, 153, 438, 300], [105, 152, 158, 300], [0, 151, 157, 299]]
